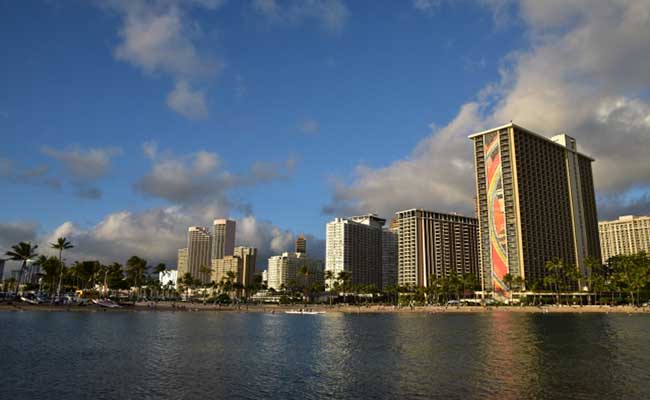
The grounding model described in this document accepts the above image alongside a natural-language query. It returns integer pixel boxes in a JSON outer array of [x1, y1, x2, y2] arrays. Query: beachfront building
[[159, 269, 178, 290], [212, 219, 236, 260], [234, 246, 257, 287], [325, 214, 384, 290], [394, 210, 478, 288], [599, 215, 650, 263], [267, 252, 323, 291], [469, 123, 600, 297], [186, 226, 213, 284], [381, 220, 398, 289], [177, 248, 188, 279], [212, 256, 243, 285]]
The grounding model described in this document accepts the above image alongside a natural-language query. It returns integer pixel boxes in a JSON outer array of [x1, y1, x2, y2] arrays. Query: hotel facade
[[394, 209, 479, 288], [599, 215, 650, 263], [325, 214, 385, 289], [212, 219, 236, 260], [469, 123, 600, 297]]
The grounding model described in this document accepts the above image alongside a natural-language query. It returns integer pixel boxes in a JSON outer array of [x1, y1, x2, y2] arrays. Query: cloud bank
[[324, 0, 650, 220]]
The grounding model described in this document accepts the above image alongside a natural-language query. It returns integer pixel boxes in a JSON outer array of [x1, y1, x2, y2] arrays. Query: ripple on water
[[1, 312, 650, 399]]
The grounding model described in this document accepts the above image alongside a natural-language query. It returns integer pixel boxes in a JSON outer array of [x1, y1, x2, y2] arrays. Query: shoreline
[[2, 302, 649, 314]]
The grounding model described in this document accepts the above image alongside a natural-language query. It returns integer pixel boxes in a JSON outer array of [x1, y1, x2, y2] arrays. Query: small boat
[[20, 296, 41, 305], [92, 299, 121, 308], [284, 310, 325, 315]]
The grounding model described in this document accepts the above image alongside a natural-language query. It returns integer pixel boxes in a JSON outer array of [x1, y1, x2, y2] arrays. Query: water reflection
[[1, 312, 650, 400]]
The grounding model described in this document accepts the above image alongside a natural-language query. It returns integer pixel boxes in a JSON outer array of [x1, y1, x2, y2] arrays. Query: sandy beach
[[2, 302, 649, 314]]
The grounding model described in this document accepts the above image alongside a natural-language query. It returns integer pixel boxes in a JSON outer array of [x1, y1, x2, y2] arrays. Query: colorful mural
[[484, 131, 510, 298]]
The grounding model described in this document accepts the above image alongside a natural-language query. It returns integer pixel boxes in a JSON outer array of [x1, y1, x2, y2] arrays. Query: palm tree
[[544, 258, 564, 304], [126, 256, 148, 300], [298, 265, 310, 303], [153, 263, 167, 298], [502, 273, 514, 298], [337, 271, 351, 302], [199, 265, 212, 303], [324, 269, 335, 305], [5, 241, 39, 295], [50, 237, 73, 299]]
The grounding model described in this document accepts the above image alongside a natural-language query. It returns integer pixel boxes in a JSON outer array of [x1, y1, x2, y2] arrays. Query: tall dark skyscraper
[[295, 234, 306, 254], [469, 123, 600, 298], [395, 209, 478, 288]]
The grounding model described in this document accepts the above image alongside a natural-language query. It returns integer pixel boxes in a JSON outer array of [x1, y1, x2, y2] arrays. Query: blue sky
[[1, 0, 649, 267], [1, 1, 517, 233]]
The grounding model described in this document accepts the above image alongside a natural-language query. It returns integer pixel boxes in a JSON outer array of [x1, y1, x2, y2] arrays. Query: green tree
[[50, 237, 73, 299], [544, 258, 565, 304], [126, 256, 148, 300], [337, 271, 351, 302], [5, 241, 39, 295], [503, 273, 514, 297], [298, 265, 311, 303], [324, 270, 335, 305]]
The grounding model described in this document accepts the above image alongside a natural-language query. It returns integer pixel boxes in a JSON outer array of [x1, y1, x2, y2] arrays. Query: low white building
[[267, 252, 323, 291], [159, 269, 178, 289]]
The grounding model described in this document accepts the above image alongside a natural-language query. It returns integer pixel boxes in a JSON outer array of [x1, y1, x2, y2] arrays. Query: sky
[[1, 0, 650, 273]]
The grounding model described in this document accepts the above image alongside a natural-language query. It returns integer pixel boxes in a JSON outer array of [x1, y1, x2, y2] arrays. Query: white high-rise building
[[212, 219, 236, 260], [599, 215, 650, 263], [382, 220, 398, 289], [187, 226, 212, 284], [267, 252, 323, 291], [325, 214, 384, 290]]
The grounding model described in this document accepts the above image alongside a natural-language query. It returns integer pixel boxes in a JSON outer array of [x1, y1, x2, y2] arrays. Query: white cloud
[[41, 146, 122, 181], [106, 0, 223, 118], [29, 208, 323, 269], [299, 118, 320, 135], [325, 0, 650, 219], [0, 222, 38, 253], [251, 0, 350, 32], [135, 144, 296, 206], [412, 0, 441, 13], [142, 140, 158, 159], [166, 80, 209, 119]]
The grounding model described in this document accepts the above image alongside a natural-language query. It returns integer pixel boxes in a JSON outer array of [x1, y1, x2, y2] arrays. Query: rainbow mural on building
[[484, 131, 510, 298]]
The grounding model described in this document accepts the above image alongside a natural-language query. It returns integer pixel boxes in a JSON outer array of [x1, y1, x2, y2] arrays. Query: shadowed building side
[[469, 123, 600, 297]]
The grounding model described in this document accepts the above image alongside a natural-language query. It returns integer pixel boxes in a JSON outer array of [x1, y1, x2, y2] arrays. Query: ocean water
[[1, 311, 649, 399]]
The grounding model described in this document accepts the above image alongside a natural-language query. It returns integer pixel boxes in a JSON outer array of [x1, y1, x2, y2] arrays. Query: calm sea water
[[1, 311, 649, 399]]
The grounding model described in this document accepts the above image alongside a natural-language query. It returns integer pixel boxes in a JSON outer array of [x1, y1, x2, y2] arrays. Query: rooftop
[[468, 122, 595, 161]]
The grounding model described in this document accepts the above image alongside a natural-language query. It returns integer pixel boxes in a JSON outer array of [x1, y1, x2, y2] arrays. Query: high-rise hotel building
[[469, 123, 600, 297], [234, 246, 257, 287], [325, 214, 384, 289], [187, 226, 213, 284], [599, 215, 650, 263], [381, 219, 399, 289], [212, 219, 236, 260], [395, 209, 478, 288]]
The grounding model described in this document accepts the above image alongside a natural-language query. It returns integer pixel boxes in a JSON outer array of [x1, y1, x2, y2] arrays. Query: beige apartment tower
[[599, 215, 650, 262], [212, 219, 236, 260], [212, 256, 244, 285], [234, 246, 257, 287], [395, 209, 478, 288], [469, 123, 600, 297], [177, 248, 188, 277], [187, 226, 213, 284]]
